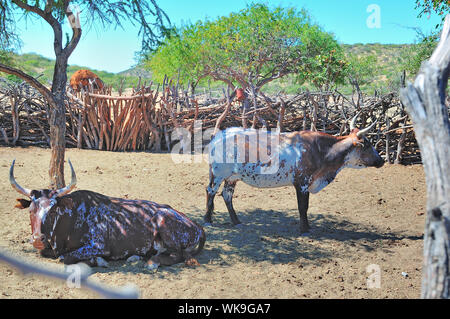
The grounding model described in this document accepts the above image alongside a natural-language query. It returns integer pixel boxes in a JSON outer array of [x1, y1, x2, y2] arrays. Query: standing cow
[[205, 114, 384, 234], [10, 160, 206, 270]]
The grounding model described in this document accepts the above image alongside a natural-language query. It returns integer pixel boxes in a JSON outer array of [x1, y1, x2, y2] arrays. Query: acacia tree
[[415, 0, 450, 28], [403, 1, 450, 77], [0, 0, 169, 188], [147, 3, 347, 95]]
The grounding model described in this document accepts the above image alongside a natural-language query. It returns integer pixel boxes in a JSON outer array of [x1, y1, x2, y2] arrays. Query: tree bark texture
[[400, 15, 450, 299], [48, 56, 69, 189]]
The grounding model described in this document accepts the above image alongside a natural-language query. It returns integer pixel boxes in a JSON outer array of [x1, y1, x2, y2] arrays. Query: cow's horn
[[9, 160, 32, 197], [54, 159, 77, 197], [349, 111, 361, 131], [356, 120, 378, 138]]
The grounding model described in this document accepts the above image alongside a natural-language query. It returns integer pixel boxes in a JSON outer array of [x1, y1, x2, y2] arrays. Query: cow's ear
[[15, 198, 31, 209]]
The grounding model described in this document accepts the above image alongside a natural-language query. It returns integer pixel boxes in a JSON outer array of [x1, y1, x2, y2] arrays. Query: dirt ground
[[0, 146, 426, 299]]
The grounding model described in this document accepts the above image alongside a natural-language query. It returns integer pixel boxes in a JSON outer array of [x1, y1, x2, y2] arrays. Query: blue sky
[[14, 0, 444, 73]]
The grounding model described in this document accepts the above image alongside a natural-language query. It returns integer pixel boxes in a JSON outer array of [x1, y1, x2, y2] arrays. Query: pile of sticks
[[166, 88, 423, 164], [0, 78, 51, 147], [0, 76, 436, 164], [66, 88, 167, 151]]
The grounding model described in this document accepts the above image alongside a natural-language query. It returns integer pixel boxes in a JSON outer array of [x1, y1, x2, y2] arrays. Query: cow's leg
[[61, 241, 106, 265], [294, 185, 310, 234], [40, 247, 57, 259], [204, 175, 224, 225], [222, 180, 241, 225], [148, 250, 200, 268], [149, 252, 183, 266]]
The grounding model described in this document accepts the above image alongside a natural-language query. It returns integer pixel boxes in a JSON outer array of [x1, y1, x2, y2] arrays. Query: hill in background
[[4, 53, 147, 90], [2, 43, 412, 95], [343, 43, 413, 93]]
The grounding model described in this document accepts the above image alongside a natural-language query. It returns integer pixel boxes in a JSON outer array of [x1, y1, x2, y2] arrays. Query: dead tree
[[400, 15, 450, 299]]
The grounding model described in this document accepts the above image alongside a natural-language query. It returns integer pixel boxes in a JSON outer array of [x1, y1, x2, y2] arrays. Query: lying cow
[[205, 113, 384, 234], [10, 160, 206, 270]]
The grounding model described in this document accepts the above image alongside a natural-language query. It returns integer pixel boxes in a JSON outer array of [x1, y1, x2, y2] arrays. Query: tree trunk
[[400, 15, 450, 299], [2, 3, 81, 189], [48, 57, 68, 189]]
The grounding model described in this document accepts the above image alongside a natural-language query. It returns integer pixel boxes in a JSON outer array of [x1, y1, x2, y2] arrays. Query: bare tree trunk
[[48, 57, 68, 189], [47, 5, 81, 188], [400, 15, 450, 299], [2, 2, 81, 189]]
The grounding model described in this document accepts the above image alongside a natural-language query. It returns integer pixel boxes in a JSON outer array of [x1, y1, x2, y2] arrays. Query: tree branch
[[62, 4, 82, 58], [0, 63, 56, 108], [11, 0, 64, 55], [0, 249, 139, 299]]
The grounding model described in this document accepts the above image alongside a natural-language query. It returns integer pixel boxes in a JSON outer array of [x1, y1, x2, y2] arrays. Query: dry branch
[[0, 249, 139, 299]]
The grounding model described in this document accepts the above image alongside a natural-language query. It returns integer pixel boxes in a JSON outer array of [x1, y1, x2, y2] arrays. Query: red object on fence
[[70, 69, 104, 92], [236, 88, 245, 102]]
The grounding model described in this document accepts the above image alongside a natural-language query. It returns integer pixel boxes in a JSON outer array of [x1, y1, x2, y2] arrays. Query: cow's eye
[[31, 191, 42, 199]]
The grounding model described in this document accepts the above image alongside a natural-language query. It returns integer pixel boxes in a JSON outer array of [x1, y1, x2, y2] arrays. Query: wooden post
[[277, 97, 286, 132], [310, 96, 318, 132], [9, 95, 20, 145], [385, 115, 391, 164], [214, 87, 232, 136], [400, 15, 450, 299], [394, 119, 407, 164], [302, 102, 307, 131]]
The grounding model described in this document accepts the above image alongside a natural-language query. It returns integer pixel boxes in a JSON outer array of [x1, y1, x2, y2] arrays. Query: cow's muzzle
[[32, 234, 47, 250], [375, 158, 385, 168]]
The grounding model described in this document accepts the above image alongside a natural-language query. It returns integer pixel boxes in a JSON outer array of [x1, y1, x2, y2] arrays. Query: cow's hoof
[[126, 255, 141, 263], [234, 223, 244, 228], [204, 222, 213, 227], [145, 262, 160, 272], [96, 257, 109, 268], [185, 258, 200, 267]]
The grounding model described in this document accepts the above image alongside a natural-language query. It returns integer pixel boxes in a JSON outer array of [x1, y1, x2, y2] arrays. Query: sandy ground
[[0, 146, 426, 299]]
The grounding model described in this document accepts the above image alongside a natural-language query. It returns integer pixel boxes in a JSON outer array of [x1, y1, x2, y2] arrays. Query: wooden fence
[[1, 77, 440, 164]]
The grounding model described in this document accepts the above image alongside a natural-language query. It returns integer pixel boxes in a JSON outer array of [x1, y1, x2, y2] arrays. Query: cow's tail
[[193, 227, 206, 256], [182, 226, 206, 267]]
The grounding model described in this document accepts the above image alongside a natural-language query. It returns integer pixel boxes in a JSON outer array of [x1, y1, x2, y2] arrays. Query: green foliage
[[401, 32, 438, 77], [6, 43, 419, 95], [147, 3, 347, 92], [415, 0, 450, 28], [407, 1, 446, 77], [146, 24, 204, 87], [1, 52, 144, 90], [0, 49, 21, 81], [1, 1, 170, 53], [0, 49, 13, 65], [340, 43, 411, 94], [346, 53, 377, 86], [293, 26, 348, 90]]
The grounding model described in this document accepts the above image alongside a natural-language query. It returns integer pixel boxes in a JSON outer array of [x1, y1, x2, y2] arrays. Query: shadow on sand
[[90, 207, 422, 276]]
